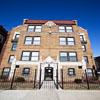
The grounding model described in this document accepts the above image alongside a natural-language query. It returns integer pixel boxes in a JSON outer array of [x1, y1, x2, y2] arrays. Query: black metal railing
[[60, 69, 100, 90]]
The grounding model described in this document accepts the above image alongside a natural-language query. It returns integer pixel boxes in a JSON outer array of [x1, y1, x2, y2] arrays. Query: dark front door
[[44, 67, 53, 81]]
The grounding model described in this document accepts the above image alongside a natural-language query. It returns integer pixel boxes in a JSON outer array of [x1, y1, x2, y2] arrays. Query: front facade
[[0, 20, 95, 82]]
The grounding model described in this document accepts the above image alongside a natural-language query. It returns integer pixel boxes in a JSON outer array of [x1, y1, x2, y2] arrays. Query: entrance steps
[[41, 81, 56, 89]]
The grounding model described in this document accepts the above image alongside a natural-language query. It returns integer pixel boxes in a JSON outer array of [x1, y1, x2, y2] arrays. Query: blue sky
[[0, 0, 100, 57]]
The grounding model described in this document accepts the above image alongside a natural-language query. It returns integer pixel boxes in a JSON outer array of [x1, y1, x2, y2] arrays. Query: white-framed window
[[21, 51, 39, 61], [8, 55, 14, 64], [59, 26, 73, 32], [68, 68, 75, 76], [24, 36, 40, 45], [15, 34, 20, 40], [59, 37, 75, 46], [60, 52, 77, 62], [28, 25, 42, 32], [2, 67, 10, 77], [82, 45, 86, 52]]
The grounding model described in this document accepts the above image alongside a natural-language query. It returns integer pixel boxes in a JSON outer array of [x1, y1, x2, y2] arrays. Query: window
[[66, 26, 73, 32], [24, 36, 40, 45], [69, 52, 77, 61], [24, 37, 32, 45], [84, 56, 89, 64], [87, 68, 93, 76], [60, 52, 77, 62], [12, 44, 17, 51], [15, 34, 20, 40], [59, 26, 73, 32], [68, 68, 75, 76], [8, 55, 14, 63], [2, 67, 10, 77], [59, 38, 66, 45], [80, 35, 84, 42], [31, 52, 39, 61], [78, 66, 82, 69], [21, 51, 39, 61], [28, 25, 42, 32], [33, 37, 40, 45], [59, 37, 75, 45], [60, 52, 68, 62], [22, 68, 30, 75], [82, 45, 86, 52], [21, 52, 30, 61], [67, 38, 75, 45]]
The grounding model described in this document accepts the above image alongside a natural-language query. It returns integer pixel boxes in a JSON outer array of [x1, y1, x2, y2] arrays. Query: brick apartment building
[[0, 20, 95, 82]]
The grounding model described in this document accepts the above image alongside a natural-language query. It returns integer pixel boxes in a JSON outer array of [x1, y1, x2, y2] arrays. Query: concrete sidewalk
[[0, 90, 100, 100]]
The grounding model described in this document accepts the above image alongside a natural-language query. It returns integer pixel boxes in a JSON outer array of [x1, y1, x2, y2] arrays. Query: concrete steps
[[41, 81, 56, 89]]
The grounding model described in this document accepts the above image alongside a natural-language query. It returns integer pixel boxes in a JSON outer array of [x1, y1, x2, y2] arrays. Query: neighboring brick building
[[94, 56, 100, 70], [0, 20, 95, 81], [0, 25, 8, 64]]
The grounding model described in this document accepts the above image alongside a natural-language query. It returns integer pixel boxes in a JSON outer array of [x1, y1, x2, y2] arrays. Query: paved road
[[0, 89, 100, 100]]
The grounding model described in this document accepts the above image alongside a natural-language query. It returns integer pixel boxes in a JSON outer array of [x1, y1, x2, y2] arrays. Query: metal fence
[[0, 68, 39, 90], [0, 68, 100, 90], [59, 69, 100, 90]]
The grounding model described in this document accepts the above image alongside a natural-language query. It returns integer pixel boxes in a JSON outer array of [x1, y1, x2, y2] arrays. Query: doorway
[[44, 67, 53, 81]]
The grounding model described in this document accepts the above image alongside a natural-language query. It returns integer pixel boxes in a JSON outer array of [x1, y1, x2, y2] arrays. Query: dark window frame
[[60, 52, 78, 62], [80, 35, 84, 42], [59, 26, 73, 33], [27, 25, 42, 32], [24, 36, 41, 45], [82, 45, 86, 52], [68, 68, 75, 76], [21, 51, 39, 61], [22, 68, 30, 75], [59, 37, 75, 46], [2, 67, 10, 77]]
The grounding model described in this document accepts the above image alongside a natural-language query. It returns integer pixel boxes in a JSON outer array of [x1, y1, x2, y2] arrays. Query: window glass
[[31, 52, 39, 61], [59, 38, 66, 45], [59, 26, 65, 32], [82, 45, 86, 51], [25, 37, 32, 45], [28, 26, 34, 32], [2, 68, 10, 77], [69, 52, 77, 61], [87, 69, 93, 76], [33, 37, 40, 45], [15, 34, 20, 40], [80, 35, 84, 41], [35, 26, 42, 32], [23, 68, 30, 74], [22, 52, 30, 61], [84, 56, 88, 64], [66, 26, 73, 32], [8, 55, 14, 63], [60, 52, 68, 62], [67, 38, 75, 45], [68, 68, 75, 76], [12, 44, 17, 51]]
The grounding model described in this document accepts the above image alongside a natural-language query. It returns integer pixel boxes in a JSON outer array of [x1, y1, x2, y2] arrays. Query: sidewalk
[[0, 89, 100, 100]]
